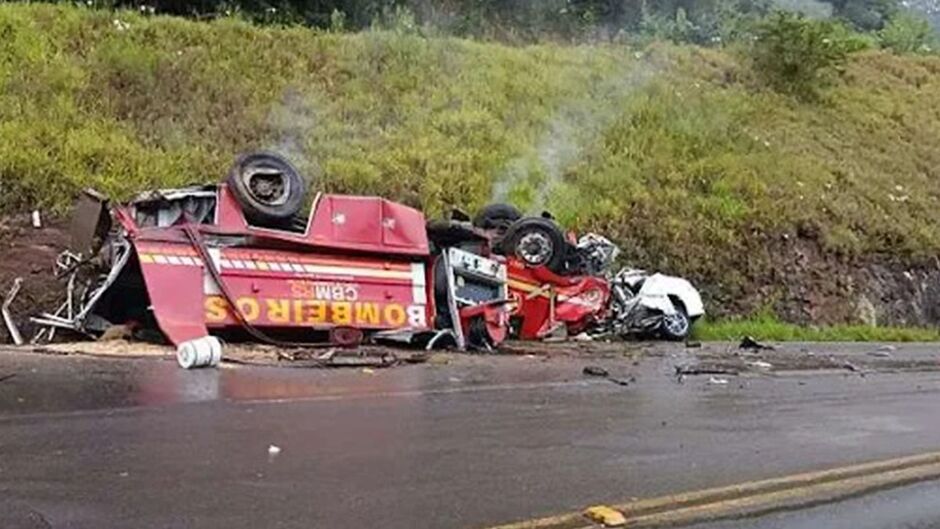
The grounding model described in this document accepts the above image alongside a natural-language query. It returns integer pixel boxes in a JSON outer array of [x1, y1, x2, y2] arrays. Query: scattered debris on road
[[708, 376, 729, 385], [176, 336, 223, 369], [582, 364, 634, 386], [583, 365, 610, 377], [739, 336, 775, 351], [610, 376, 634, 386], [842, 362, 863, 375], [675, 365, 739, 378], [748, 360, 773, 370], [584, 505, 627, 527]]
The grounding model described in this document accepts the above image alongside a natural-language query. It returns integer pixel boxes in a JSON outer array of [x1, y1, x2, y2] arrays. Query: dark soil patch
[[703, 235, 940, 327], [0, 215, 69, 343]]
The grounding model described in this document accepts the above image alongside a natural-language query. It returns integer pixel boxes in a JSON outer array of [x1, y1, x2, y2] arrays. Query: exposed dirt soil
[[708, 236, 940, 326], [0, 215, 69, 343]]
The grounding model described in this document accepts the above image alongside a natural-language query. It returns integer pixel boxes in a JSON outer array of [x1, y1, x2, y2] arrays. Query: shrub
[[748, 11, 864, 100], [879, 11, 937, 53]]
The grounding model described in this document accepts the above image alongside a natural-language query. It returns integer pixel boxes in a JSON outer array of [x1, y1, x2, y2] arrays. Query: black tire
[[466, 315, 494, 351], [227, 151, 307, 227], [501, 217, 567, 273], [472, 203, 522, 233], [660, 300, 691, 341], [432, 256, 453, 329]]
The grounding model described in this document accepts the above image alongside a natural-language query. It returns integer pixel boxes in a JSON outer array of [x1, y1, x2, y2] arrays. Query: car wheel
[[227, 151, 307, 227], [501, 217, 567, 273], [660, 305, 691, 341]]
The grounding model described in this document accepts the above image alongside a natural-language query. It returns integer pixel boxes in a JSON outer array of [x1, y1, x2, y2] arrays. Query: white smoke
[[491, 56, 660, 214], [265, 88, 321, 180]]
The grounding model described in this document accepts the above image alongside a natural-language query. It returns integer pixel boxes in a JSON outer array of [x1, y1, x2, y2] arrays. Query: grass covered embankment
[[3, 4, 940, 329]]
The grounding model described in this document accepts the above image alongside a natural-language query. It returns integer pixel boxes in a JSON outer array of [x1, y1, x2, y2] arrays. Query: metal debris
[[583, 365, 609, 377], [270, 348, 403, 369], [607, 376, 635, 387], [739, 336, 775, 351], [583, 365, 633, 387], [2, 278, 23, 345]]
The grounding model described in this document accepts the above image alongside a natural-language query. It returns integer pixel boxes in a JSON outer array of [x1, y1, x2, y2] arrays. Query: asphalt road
[[2, 343, 940, 528], [687, 480, 940, 529]]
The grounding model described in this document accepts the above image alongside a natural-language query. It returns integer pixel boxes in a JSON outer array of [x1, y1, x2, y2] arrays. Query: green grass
[[2, 4, 940, 325], [694, 317, 940, 342]]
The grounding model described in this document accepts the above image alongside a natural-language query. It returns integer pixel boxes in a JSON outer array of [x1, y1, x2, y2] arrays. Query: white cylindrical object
[[31, 210, 41, 229], [177, 336, 223, 369]]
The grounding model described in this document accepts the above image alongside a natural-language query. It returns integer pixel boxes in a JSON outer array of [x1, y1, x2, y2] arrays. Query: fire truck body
[[34, 154, 508, 350]]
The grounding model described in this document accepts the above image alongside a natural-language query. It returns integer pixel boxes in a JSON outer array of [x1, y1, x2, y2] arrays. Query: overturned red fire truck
[[31, 153, 511, 353], [26, 152, 704, 362]]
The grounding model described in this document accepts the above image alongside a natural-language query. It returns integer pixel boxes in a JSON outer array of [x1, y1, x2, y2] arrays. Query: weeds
[[695, 316, 940, 342]]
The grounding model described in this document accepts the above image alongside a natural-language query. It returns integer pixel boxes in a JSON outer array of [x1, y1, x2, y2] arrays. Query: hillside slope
[[2, 4, 940, 324]]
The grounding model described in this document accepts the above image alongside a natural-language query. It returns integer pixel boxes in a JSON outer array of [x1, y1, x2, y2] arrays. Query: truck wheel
[[227, 151, 306, 227], [501, 217, 566, 273], [466, 315, 494, 350], [472, 203, 522, 233]]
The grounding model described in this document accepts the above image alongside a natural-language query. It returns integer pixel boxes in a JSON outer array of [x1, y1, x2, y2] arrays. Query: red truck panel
[[308, 194, 429, 255], [215, 186, 429, 257], [134, 241, 430, 345]]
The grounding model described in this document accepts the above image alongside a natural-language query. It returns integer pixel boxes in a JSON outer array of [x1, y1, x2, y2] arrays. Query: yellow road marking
[[485, 450, 940, 529]]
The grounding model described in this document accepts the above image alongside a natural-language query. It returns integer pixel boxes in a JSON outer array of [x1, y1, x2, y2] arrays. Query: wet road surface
[[688, 480, 940, 529], [2, 344, 940, 528]]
